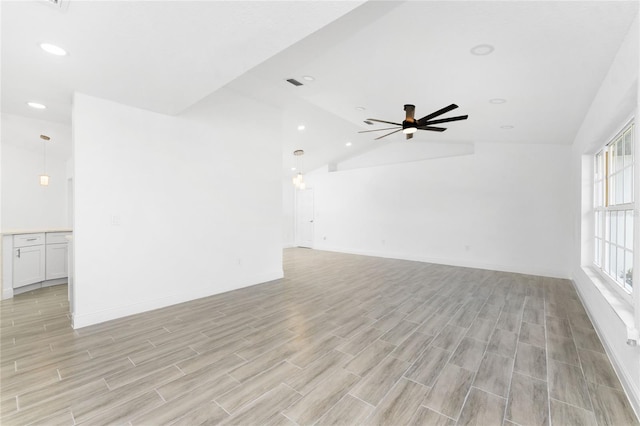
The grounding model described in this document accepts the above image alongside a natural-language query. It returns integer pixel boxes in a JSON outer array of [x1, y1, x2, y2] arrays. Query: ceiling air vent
[[286, 78, 303, 87]]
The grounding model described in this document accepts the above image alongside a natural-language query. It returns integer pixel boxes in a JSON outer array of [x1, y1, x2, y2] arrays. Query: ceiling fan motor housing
[[403, 104, 417, 132], [403, 104, 416, 122]]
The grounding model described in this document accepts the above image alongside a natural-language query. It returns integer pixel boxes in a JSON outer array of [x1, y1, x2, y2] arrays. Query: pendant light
[[292, 149, 306, 190], [39, 134, 50, 186]]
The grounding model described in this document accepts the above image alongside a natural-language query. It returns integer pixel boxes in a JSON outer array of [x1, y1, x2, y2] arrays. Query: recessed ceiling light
[[302, 75, 314, 81], [297, 125, 305, 131], [346, 142, 352, 147], [27, 102, 46, 109], [501, 125, 514, 129], [489, 98, 506, 104], [40, 42, 67, 56], [355, 107, 366, 111], [470, 44, 495, 56], [291, 167, 296, 171]]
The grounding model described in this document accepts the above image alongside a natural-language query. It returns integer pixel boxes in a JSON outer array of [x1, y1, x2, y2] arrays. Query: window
[[594, 122, 634, 293]]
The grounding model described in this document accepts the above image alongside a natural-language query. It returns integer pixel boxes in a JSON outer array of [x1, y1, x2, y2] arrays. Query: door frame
[[295, 188, 314, 248]]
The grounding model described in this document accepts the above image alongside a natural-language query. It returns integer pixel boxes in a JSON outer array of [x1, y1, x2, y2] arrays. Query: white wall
[[282, 179, 295, 247], [570, 13, 639, 413], [72, 89, 283, 328], [305, 141, 572, 278], [1, 114, 71, 230]]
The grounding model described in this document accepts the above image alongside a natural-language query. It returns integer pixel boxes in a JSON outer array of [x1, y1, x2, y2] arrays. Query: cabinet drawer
[[14, 233, 45, 248], [46, 232, 71, 244]]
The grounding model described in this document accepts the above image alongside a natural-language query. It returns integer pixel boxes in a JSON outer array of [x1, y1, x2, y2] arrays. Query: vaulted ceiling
[[2, 1, 638, 173]]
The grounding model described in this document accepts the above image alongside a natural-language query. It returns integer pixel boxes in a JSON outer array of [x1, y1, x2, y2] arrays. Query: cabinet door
[[46, 243, 68, 280], [13, 245, 46, 288]]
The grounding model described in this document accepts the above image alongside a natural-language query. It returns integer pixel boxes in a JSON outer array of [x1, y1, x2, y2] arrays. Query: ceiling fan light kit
[[360, 103, 468, 140]]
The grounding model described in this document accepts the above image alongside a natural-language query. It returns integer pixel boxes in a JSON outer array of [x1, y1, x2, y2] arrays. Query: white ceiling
[[2, 1, 638, 174], [1, 0, 364, 122]]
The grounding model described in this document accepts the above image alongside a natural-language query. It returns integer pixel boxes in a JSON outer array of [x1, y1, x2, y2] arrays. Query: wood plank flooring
[[1, 248, 638, 425]]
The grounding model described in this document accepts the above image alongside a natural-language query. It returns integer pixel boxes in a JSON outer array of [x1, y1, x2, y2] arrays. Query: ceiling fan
[[359, 104, 468, 140]]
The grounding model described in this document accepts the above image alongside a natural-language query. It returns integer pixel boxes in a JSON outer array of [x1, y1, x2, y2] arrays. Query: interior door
[[296, 189, 314, 248]]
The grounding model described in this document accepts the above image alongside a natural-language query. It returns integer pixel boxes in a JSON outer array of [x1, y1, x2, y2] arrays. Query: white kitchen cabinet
[[46, 243, 68, 280], [2, 230, 73, 298], [45, 232, 71, 280], [13, 237, 46, 288]]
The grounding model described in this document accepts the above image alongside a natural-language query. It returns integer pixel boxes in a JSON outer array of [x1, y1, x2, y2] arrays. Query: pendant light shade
[[292, 150, 306, 189], [39, 134, 50, 186]]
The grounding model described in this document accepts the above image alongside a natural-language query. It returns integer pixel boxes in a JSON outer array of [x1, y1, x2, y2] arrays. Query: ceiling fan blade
[[358, 126, 401, 133], [375, 128, 403, 140], [406, 133, 413, 140], [417, 104, 458, 125], [422, 115, 469, 125], [404, 104, 416, 122], [417, 126, 447, 132], [367, 118, 402, 126]]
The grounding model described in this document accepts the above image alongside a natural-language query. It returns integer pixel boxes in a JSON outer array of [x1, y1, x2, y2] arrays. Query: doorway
[[295, 188, 314, 248]]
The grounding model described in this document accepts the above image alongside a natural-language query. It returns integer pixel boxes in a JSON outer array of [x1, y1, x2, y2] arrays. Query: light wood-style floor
[[1, 248, 638, 425]]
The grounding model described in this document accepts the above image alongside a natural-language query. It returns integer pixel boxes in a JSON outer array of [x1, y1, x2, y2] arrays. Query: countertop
[[1, 229, 73, 236]]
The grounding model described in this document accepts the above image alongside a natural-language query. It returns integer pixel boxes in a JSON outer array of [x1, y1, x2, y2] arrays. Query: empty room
[[1, 0, 639, 425]]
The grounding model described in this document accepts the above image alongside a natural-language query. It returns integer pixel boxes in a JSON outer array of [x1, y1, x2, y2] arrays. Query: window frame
[[593, 120, 635, 303]]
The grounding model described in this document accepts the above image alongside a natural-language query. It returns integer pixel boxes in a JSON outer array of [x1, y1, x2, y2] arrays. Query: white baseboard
[[572, 273, 640, 420], [72, 269, 283, 329], [2, 288, 13, 300], [312, 245, 570, 279], [42, 278, 67, 288], [5, 278, 68, 298], [13, 282, 42, 295]]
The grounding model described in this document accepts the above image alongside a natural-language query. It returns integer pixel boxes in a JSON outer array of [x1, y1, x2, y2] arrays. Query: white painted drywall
[[304, 141, 572, 278], [1, 114, 71, 231], [570, 13, 639, 413], [283, 179, 295, 247], [72, 90, 283, 328]]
